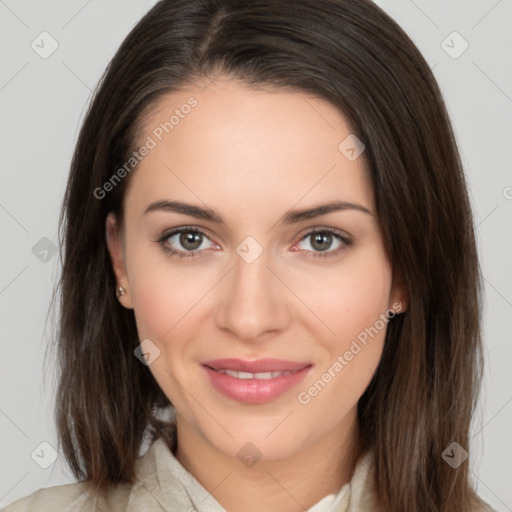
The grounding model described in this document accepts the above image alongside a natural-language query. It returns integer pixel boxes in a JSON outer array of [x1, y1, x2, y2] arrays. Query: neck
[[175, 410, 362, 512]]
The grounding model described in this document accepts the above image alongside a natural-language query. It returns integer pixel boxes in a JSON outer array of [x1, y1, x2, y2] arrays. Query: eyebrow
[[143, 199, 372, 225]]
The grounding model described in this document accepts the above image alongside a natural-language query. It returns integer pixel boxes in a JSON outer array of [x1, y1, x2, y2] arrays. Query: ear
[[389, 271, 408, 315], [106, 213, 133, 309]]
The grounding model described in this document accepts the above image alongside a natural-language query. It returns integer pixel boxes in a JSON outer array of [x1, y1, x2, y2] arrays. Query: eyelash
[[156, 226, 353, 261]]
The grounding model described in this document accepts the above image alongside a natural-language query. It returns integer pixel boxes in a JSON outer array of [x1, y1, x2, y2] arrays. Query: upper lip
[[201, 358, 312, 373]]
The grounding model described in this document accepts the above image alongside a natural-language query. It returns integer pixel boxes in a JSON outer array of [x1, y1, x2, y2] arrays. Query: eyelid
[[291, 226, 353, 258], [158, 225, 218, 243], [156, 225, 352, 260], [155, 226, 219, 254], [295, 225, 352, 244]]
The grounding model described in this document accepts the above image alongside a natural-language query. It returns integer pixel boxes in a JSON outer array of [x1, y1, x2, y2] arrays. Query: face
[[107, 77, 405, 462]]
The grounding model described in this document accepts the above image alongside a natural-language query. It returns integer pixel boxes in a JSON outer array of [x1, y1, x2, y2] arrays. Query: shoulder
[[2, 478, 140, 512], [344, 450, 496, 512], [1, 437, 178, 512], [470, 496, 497, 512], [1, 480, 110, 512]]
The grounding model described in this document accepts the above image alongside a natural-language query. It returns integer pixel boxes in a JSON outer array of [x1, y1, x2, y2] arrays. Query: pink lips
[[201, 358, 312, 404]]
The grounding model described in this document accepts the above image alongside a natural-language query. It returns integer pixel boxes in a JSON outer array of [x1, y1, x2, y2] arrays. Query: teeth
[[217, 369, 294, 380], [238, 371, 255, 379]]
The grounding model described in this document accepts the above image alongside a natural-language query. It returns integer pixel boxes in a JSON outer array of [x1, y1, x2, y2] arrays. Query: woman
[[4, 0, 494, 510]]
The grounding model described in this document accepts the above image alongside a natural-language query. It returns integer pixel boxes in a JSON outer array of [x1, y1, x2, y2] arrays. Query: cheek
[[126, 240, 212, 343], [130, 269, 208, 343], [127, 257, 210, 406], [288, 246, 393, 347], [293, 247, 392, 403]]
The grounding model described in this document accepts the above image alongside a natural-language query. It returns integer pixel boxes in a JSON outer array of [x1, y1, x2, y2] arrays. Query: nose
[[214, 249, 291, 343]]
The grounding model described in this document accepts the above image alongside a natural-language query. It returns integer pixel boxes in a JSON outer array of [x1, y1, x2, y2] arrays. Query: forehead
[[124, 78, 373, 220]]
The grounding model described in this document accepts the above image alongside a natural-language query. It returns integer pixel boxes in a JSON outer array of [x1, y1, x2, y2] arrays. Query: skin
[[106, 77, 406, 512]]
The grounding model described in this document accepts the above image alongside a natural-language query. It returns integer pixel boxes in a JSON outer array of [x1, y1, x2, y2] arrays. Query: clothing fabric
[[2, 437, 494, 512], [3, 437, 376, 511]]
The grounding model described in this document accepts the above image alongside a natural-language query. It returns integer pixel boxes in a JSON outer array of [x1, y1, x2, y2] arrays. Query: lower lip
[[202, 365, 312, 404]]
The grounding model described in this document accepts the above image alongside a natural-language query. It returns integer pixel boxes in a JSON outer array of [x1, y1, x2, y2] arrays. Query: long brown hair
[[50, 0, 486, 510]]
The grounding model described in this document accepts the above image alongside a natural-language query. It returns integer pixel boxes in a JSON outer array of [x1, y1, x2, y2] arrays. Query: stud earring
[[116, 286, 126, 297]]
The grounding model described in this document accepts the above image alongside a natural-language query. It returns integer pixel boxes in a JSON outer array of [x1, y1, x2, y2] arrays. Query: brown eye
[[294, 228, 352, 259], [310, 232, 334, 252], [180, 231, 203, 251], [158, 227, 217, 259]]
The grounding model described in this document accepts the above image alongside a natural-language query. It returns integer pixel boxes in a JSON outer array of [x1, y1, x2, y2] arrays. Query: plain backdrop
[[1, 0, 511, 509]]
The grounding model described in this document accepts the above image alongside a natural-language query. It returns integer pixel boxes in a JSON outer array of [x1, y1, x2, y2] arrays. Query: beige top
[[2, 437, 494, 511]]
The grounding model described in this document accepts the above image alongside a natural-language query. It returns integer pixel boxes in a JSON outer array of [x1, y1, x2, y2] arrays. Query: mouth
[[201, 358, 313, 404], [213, 368, 299, 380]]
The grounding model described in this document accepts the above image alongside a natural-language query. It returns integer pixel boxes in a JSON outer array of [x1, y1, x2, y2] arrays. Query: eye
[[156, 226, 352, 261], [157, 227, 218, 260], [293, 228, 352, 258]]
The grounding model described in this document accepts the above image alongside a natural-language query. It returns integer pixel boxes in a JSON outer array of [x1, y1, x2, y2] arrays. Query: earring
[[116, 286, 126, 297]]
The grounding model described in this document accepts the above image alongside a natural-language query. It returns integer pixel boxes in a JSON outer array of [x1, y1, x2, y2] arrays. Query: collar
[[127, 437, 377, 512]]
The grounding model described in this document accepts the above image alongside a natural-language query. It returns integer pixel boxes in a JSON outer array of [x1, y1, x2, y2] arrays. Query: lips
[[201, 358, 312, 404]]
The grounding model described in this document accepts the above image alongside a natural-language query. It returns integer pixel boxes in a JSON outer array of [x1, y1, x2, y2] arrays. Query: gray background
[[1, 0, 511, 509]]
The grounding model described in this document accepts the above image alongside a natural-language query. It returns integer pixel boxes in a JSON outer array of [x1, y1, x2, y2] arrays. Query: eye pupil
[[180, 231, 202, 250], [311, 233, 332, 251]]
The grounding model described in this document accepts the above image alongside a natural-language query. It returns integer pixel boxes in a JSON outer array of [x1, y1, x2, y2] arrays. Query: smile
[[215, 369, 297, 380], [201, 358, 312, 404]]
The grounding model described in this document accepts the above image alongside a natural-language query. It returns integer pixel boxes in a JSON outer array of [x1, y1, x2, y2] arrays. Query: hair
[[49, 0, 487, 510]]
